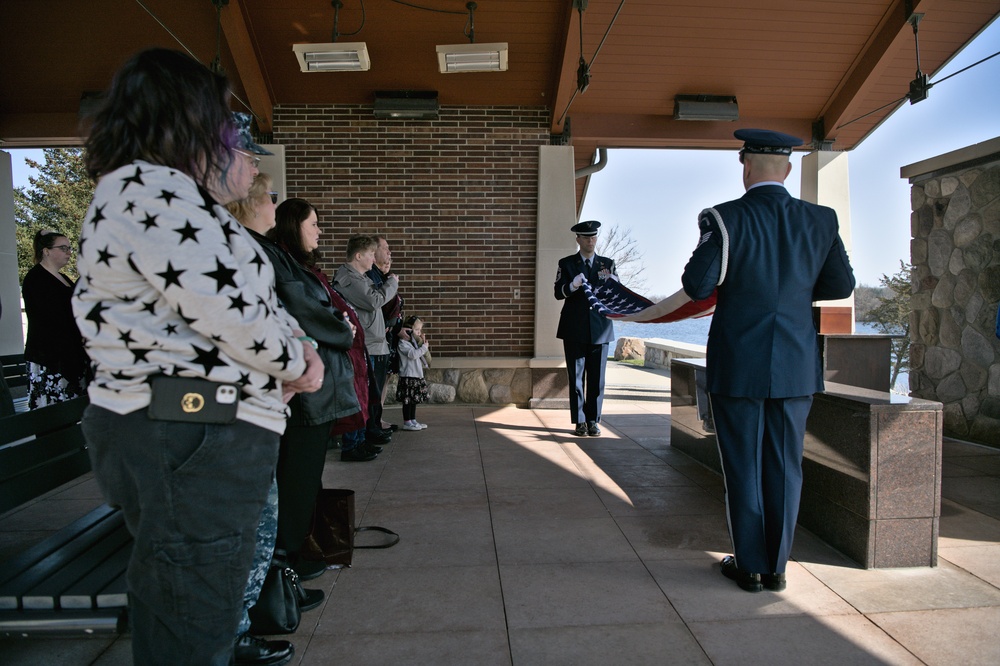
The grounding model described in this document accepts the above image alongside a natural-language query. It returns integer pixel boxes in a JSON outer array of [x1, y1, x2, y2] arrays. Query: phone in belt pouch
[[148, 376, 239, 424]]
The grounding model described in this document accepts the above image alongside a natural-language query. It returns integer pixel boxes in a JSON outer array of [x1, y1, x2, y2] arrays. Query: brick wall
[[272, 105, 549, 358]]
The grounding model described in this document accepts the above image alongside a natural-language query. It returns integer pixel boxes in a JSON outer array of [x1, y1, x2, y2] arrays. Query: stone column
[[903, 139, 1000, 446]]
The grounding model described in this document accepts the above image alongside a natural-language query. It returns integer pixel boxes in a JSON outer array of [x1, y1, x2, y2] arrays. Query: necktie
[[585, 259, 591, 274]]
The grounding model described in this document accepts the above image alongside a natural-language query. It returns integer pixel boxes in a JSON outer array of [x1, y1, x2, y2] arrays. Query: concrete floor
[[2, 362, 999, 665]]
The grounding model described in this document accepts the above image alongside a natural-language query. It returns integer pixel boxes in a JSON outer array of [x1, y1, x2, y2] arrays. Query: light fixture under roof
[[293, 42, 371, 72], [673, 94, 739, 121], [436, 42, 508, 73], [373, 91, 439, 120]]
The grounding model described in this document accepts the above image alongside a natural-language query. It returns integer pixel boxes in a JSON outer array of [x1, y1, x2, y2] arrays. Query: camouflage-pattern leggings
[[237, 477, 279, 637]]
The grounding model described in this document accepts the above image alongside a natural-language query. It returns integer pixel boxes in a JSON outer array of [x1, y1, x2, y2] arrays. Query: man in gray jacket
[[334, 234, 399, 444]]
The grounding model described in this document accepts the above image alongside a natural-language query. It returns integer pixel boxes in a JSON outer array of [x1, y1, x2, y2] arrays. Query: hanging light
[[436, 3, 508, 73], [292, 1, 370, 72], [293, 43, 370, 72]]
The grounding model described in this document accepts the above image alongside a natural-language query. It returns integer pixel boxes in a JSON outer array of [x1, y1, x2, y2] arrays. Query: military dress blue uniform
[[554, 221, 617, 432], [681, 129, 855, 587]]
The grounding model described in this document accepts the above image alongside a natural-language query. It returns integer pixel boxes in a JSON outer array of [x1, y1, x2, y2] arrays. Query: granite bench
[[670, 358, 943, 569]]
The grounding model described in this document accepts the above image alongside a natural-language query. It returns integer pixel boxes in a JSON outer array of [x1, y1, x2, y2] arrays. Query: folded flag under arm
[[582, 280, 717, 323]]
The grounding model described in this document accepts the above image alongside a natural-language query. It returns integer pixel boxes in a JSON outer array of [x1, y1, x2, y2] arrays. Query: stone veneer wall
[[908, 147, 1000, 447], [384, 367, 532, 407]]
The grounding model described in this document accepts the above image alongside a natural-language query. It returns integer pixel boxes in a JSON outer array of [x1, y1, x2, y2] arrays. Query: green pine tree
[[14, 149, 93, 282], [868, 260, 913, 391]]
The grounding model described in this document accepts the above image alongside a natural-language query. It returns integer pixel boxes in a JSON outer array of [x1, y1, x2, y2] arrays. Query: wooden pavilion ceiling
[[1, 0, 996, 193]]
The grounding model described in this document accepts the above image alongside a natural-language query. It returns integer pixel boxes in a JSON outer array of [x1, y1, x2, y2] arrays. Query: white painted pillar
[[0, 151, 25, 354], [534, 145, 578, 359], [530, 145, 579, 407], [800, 150, 856, 330]]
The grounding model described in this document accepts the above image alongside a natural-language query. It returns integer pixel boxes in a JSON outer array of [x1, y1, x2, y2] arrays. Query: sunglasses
[[268, 191, 279, 204], [234, 149, 262, 169]]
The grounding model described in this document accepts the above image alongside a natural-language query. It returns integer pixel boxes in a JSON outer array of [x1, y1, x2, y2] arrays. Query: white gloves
[[570, 273, 586, 291]]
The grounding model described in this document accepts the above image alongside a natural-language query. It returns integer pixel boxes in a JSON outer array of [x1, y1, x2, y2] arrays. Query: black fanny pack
[[148, 376, 239, 424]]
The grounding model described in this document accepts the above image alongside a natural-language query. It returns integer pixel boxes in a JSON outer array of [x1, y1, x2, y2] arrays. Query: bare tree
[[596, 223, 646, 291], [854, 283, 890, 321]]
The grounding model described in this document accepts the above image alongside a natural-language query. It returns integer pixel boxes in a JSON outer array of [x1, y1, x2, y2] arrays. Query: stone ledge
[[643, 338, 706, 370], [902, 135, 1000, 181]]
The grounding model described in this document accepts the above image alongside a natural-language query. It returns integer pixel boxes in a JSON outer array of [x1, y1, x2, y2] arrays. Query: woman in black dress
[[21, 229, 89, 408]]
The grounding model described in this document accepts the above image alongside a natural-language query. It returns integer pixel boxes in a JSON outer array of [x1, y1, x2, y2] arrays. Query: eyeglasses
[[268, 191, 279, 204], [52, 244, 74, 253], [234, 149, 262, 169]]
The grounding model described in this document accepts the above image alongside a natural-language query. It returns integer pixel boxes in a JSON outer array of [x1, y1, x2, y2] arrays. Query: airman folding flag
[[583, 279, 716, 323]]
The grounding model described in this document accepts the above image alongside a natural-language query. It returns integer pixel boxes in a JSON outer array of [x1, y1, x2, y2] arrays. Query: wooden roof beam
[[818, 0, 931, 145], [549, 2, 582, 136], [569, 113, 815, 151], [221, 0, 273, 132]]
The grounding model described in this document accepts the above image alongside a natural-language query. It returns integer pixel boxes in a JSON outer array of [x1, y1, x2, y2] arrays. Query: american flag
[[583, 280, 717, 323]]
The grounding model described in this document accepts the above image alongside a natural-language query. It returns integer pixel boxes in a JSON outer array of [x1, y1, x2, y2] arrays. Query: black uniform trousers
[[563, 339, 608, 424], [709, 393, 813, 575]]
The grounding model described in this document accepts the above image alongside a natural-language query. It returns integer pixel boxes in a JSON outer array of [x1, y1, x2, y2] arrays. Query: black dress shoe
[[574, 423, 587, 436], [720, 555, 763, 592], [234, 633, 293, 666], [297, 586, 324, 612], [293, 558, 327, 581], [364, 441, 383, 454], [587, 421, 601, 436], [762, 572, 787, 591], [367, 430, 392, 445], [341, 446, 378, 462]]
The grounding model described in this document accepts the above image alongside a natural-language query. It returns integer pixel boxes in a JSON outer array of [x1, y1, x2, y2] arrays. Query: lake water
[[613, 317, 909, 394]]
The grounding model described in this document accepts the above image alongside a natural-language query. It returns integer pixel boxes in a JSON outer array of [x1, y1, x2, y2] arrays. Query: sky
[[5, 18, 998, 292], [580, 18, 1000, 293]]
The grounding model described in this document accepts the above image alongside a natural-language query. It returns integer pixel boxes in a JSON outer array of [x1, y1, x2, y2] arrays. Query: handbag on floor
[[248, 548, 302, 635], [300, 488, 399, 568]]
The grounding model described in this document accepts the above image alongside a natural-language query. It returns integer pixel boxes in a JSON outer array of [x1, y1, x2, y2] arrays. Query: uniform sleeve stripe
[[702, 207, 729, 286]]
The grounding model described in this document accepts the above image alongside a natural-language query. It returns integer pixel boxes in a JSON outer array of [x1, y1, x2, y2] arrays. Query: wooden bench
[[670, 358, 943, 569], [1, 353, 29, 414], [0, 397, 132, 636]]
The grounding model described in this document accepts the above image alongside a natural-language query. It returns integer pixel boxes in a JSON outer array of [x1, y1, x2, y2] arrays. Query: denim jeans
[[82, 405, 279, 666], [341, 427, 367, 452]]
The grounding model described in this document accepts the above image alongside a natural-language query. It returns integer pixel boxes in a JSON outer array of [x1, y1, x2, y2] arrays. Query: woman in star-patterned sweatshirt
[[71, 48, 324, 666]]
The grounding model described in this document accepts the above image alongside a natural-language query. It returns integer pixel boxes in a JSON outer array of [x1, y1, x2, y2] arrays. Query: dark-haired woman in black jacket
[[229, 186, 361, 581]]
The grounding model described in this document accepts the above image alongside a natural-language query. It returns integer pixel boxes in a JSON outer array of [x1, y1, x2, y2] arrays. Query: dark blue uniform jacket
[[681, 185, 855, 398], [554, 253, 616, 345]]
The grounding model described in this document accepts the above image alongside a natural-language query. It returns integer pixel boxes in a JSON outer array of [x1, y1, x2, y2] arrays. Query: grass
[[611, 357, 645, 366]]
